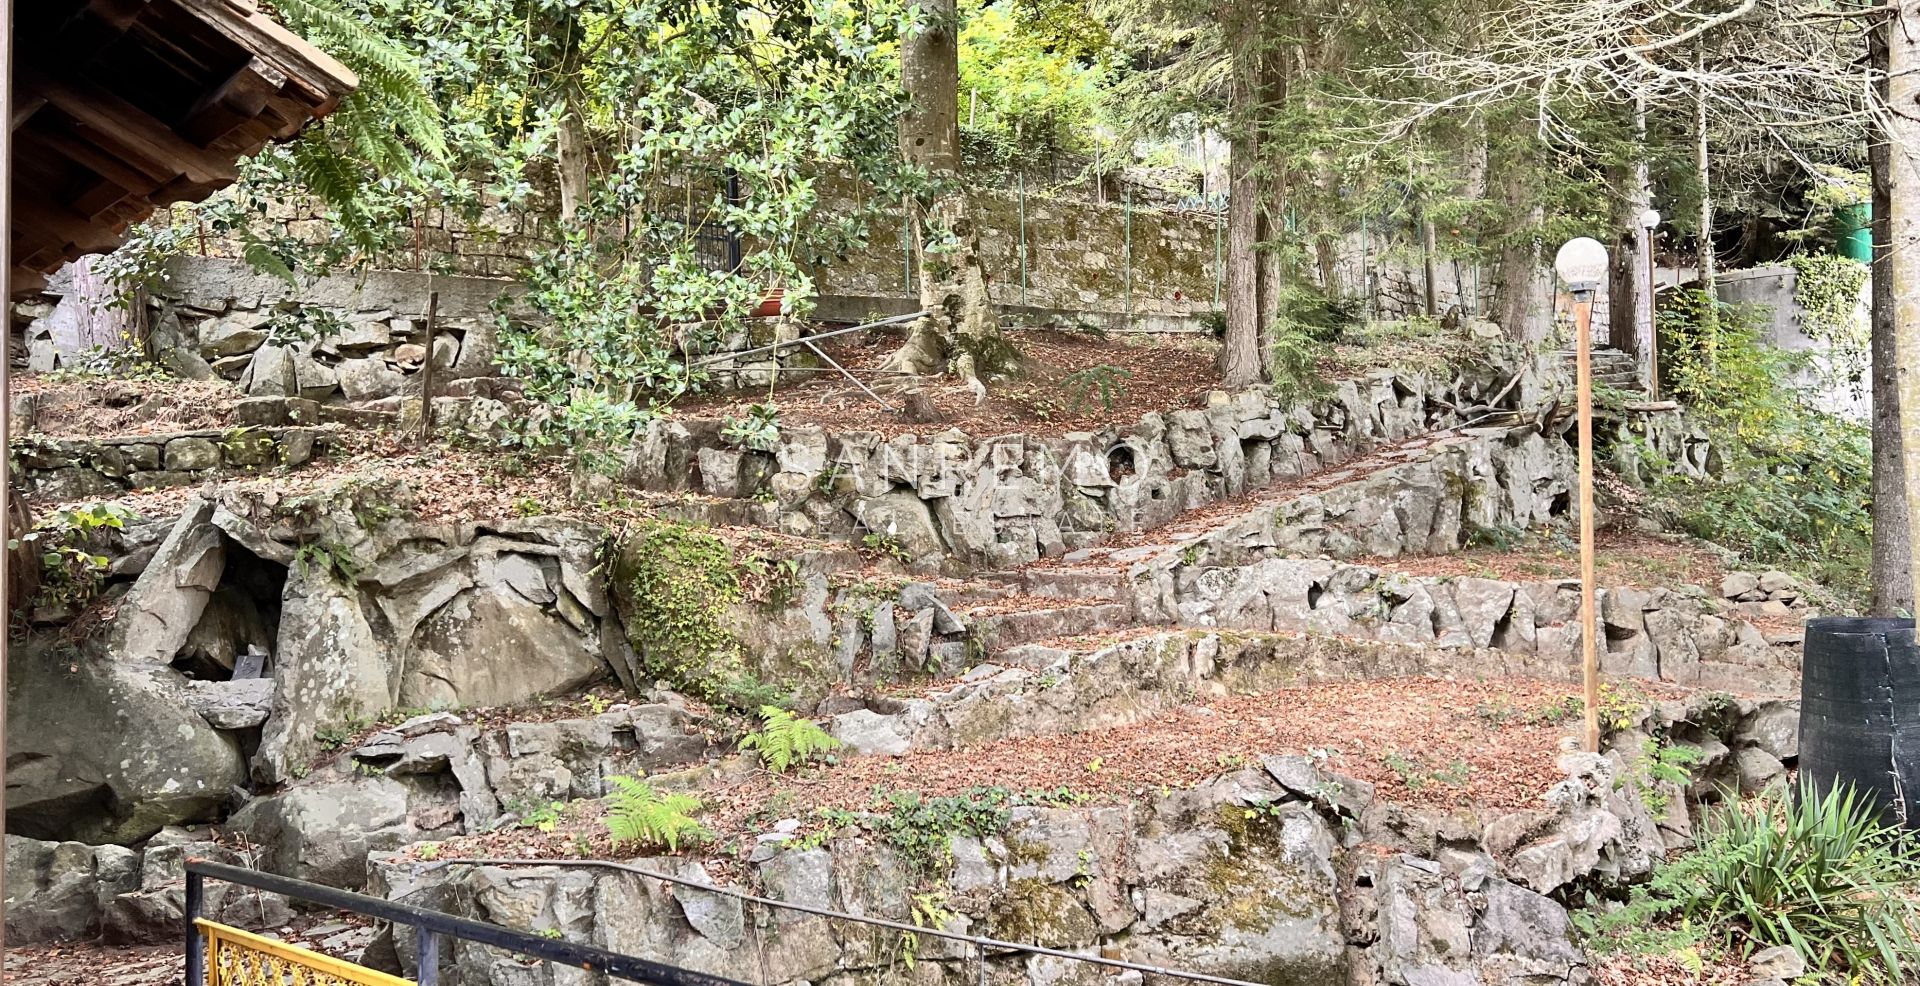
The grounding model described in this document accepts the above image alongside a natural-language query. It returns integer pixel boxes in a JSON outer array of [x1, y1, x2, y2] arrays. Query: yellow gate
[[196, 919, 415, 986]]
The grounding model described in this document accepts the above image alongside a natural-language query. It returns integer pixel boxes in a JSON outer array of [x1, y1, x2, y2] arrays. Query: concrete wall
[[1716, 263, 1870, 421]]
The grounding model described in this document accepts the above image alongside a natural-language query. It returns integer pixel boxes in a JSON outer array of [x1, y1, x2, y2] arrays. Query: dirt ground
[[674, 327, 1224, 438], [390, 674, 1657, 874], [17, 375, 239, 437], [1371, 529, 1733, 593]]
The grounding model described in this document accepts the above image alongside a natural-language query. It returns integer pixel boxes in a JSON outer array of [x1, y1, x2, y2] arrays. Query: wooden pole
[[1575, 291, 1601, 753], [1646, 240, 1660, 400], [419, 290, 439, 444]]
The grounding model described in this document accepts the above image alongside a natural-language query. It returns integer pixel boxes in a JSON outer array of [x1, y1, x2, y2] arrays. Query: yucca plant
[[603, 776, 711, 853], [1667, 781, 1920, 980]]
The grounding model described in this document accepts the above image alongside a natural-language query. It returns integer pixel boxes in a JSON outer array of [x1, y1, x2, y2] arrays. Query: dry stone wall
[[619, 358, 1553, 572], [162, 178, 1227, 333], [1131, 556, 1804, 696], [14, 426, 323, 499]]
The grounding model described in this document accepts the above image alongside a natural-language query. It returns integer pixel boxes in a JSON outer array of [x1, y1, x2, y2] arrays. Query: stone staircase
[[1563, 345, 1647, 400]]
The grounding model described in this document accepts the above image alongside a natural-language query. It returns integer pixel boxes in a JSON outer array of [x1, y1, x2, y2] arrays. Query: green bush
[[1273, 282, 1363, 344], [1650, 289, 1870, 603], [1578, 782, 1920, 980]]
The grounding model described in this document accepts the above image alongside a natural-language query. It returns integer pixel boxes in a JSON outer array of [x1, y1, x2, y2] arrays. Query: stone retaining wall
[[15, 426, 323, 500], [619, 358, 1553, 571], [1131, 555, 1803, 695]]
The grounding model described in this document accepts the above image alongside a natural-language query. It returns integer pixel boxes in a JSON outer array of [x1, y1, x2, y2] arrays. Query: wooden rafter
[[9, 0, 358, 294]]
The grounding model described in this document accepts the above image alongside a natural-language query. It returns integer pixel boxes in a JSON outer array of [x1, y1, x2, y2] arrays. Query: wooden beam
[[13, 193, 135, 257], [180, 55, 283, 145], [17, 125, 168, 193], [19, 64, 238, 184], [174, 0, 356, 112]]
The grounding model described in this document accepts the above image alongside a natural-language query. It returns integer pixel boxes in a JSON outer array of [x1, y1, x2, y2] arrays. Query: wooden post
[[1646, 242, 1660, 400], [419, 291, 440, 444], [1574, 292, 1601, 753]]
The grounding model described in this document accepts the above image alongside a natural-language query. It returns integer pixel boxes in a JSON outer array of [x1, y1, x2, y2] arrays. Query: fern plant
[[739, 706, 841, 774], [262, 0, 447, 256], [603, 776, 711, 853]]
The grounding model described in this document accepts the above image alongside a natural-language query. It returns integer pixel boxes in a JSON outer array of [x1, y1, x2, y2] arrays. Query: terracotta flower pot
[[752, 289, 786, 318]]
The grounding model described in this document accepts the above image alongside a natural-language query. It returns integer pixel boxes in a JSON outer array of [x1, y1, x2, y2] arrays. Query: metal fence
[[185, 860, 748, 986]]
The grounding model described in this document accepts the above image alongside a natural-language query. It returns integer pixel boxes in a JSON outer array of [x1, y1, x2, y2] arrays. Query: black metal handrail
[[184, 860, 749, 986]]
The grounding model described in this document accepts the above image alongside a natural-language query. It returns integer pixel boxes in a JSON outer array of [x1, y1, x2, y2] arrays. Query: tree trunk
[[1223, 120, 1263, 388], [900, 0, 960, 175], [550, 8, 591, 224], [1255, 46, 1288, 358], [1220, 8, 1264, 389], [556, 103, 591, 223], [1694, 50, 1717, 293], [886, 0, 997, 389], [1609, 100, 1653, 377], [1493, 171, 1543, 341], [1883, 3, 1920, 614], [1870, 10, 1912, 616]]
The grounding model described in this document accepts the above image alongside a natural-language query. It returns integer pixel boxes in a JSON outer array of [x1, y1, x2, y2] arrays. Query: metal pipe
[[439, 857, 1271, 986], [185, 871, 206, 985], [686, 310, 930, 370], [184, 861, 747, 986]]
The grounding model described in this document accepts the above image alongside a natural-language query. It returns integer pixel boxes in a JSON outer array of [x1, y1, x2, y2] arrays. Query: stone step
[[999, 567, 1132, 603], [966, 601, 1137, 655]]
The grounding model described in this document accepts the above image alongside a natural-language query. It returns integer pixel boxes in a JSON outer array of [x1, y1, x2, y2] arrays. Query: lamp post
[[1637, 209, 1661, 399], [1555, 237, 1608, 754]]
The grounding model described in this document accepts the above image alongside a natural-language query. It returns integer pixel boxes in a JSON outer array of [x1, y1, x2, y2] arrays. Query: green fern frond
[[739, 706, 841, 774], [266, 0, 448, 177], [603, 776, 711, 852]]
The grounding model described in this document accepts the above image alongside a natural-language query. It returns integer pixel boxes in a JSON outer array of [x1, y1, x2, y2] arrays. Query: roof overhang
[[11, 0, 358, 294]]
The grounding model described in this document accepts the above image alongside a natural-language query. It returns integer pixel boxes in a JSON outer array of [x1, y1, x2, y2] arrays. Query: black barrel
[[1799, 617, 1918, 828]]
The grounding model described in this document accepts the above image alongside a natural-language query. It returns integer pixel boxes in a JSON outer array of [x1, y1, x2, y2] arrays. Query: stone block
[[164, 437, 221, 472]]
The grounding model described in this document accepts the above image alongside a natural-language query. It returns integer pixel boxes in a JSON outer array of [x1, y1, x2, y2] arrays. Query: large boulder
[[254, 565, 399, 785], [400, 549, 605, 709], [7, 640, 244, 844], [4, 836, 138, 942], [105, 499, 224, 665], [230, 770, 463, 888]]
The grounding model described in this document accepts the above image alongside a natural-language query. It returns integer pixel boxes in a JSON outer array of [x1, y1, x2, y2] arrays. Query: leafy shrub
[[1578, 782, 1920, 980], [1650, 289, 1870, 603], [739, 706, 841, 773], [721, 402, 782, 452], [1271, 283, 1363, 344], [1269, 323, 1328, 407], [603, 776, 711, 852], [18, 502, 131, 610]]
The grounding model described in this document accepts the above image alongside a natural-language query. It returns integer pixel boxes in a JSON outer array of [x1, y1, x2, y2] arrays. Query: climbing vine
[[1786, 253, 1869, 390]]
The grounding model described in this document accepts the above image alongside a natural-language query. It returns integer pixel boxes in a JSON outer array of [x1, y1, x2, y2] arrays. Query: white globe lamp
[[1553, 237, 1609, 297]]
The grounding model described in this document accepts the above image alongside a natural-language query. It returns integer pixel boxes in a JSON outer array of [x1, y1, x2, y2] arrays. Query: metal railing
[[197, 919, 413, 986], [188, 853, 1274, 986], [184, 860, 748, 986]]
